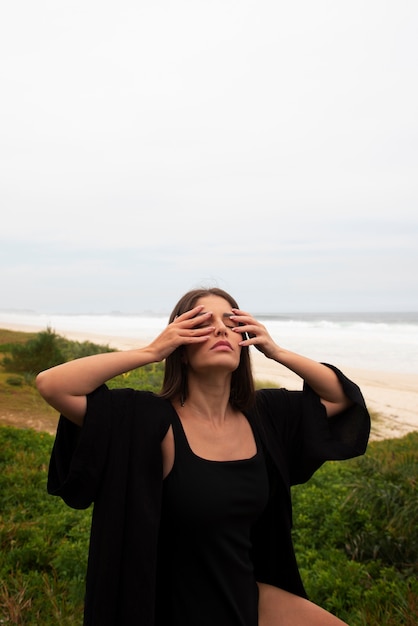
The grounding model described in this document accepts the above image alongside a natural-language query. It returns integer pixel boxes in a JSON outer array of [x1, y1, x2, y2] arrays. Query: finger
[[231, 307, 254, 319], [174, 304, 205, 322], [177, 307, 216, 329], [171, 312, 211, 334], [230, 309, 260, 328], [230, 313, 261, 334], [238, 331, 259, 343], [179, 325, 214, 338], [170, 321, 215, 344], [232, 323, 257, 339]]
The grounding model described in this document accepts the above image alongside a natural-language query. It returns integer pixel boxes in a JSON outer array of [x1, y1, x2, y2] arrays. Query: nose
[[213, 318, 228, 336]]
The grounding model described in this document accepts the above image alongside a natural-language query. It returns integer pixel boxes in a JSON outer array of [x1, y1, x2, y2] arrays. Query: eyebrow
[[196, 311, 234, 318]]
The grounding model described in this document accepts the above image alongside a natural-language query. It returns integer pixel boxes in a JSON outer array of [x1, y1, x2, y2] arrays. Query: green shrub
[[2, 328, 65, 376], [292, 431, 418, 624], [2, 328, 115, 379], [6, 375, 24, 386], [58, 337, 114, 361], [0, 426, 90, 624], [107, 361, 164, 392], [343, 433, 418, 574]]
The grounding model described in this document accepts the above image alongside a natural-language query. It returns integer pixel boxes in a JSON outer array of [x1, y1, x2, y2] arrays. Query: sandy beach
[[2, 322, 418, 442]]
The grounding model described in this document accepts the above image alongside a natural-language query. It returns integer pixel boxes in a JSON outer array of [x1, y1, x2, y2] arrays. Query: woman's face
[[184, 295, 243, 374]]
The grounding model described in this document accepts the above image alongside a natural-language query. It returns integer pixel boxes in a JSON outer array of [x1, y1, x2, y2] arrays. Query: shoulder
[[254, 387, 302, 414], [89, 385, 169, 409], [249, 388, 303, 440], [249, 388, 311, 459], [87, 386, 172, 439]]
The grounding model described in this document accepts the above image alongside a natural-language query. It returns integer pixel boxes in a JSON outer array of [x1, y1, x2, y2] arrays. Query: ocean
[[1, 310, 417, 375]]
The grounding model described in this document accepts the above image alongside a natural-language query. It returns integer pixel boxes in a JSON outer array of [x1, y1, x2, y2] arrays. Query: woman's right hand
[[147, 305, 215, 361]]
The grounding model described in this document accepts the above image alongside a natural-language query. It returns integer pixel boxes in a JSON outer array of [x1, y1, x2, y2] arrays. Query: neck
[[179, 372, 233, 423]]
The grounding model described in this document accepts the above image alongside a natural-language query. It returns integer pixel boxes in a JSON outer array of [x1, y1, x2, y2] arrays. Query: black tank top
[[155, 411, 269, 626]]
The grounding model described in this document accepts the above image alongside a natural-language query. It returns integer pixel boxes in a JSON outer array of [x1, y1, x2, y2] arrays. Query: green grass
[[0, 426, 90, 624], [1, 426, 417, 625], [1, 328, 417, 624], [291, 432, 418, 624]]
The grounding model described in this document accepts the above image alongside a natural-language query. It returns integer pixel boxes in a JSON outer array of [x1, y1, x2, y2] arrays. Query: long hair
[[159, 287, 255, 410]]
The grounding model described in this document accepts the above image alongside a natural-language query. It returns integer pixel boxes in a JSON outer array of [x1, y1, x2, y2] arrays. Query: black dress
[[155, 411, 269, 625]]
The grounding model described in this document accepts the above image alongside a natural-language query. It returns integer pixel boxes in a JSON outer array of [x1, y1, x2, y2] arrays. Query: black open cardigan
[[47, 364, 370, 625]]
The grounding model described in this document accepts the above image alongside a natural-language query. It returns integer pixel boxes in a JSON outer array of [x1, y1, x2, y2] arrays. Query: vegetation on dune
[[291, 433, 418, 624], [0, 426, 89, 624], [0, 329, 417, 624], [1, 425, 416, 625], [1, 327, 114, 378], [0, 328, 119, 434]]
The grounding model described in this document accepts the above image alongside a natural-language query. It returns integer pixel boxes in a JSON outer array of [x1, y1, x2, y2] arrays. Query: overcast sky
[[1, 0, 417, 314]]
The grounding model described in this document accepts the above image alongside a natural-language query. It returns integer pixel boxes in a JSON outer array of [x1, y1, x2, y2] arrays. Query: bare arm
[[36, 347, 160, 425], [231, 309, 353, 417], [36, 305, 215, 426], [258, 346, 351, 416]]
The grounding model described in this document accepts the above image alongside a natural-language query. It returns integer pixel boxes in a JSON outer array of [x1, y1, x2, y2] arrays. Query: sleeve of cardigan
[[303, 363, 370, 451], [257, 365, 371, 485], [47, 385, 114, 509]]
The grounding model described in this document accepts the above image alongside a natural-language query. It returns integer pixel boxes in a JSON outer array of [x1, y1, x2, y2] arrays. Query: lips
[[211, 341, 233, 350]]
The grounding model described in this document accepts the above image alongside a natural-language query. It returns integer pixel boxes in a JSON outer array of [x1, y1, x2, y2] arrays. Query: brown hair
[[159, 287, 255, 410]]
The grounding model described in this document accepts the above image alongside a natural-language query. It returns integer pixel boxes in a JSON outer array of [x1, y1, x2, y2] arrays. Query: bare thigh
[[257, 582, 349, 626]]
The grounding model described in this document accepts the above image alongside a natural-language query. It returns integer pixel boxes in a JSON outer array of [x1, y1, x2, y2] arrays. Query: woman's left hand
[[231, 309, 353, 417], [230, 309, 280, 360]]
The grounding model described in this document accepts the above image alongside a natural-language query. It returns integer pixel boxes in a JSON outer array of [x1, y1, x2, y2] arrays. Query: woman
[[36, 287, 370, 625]]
